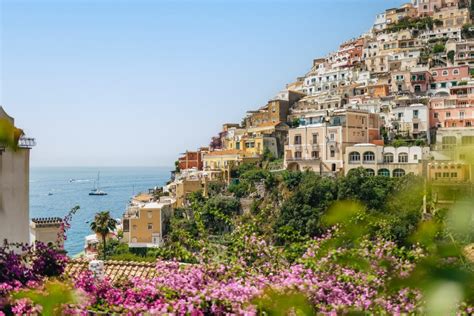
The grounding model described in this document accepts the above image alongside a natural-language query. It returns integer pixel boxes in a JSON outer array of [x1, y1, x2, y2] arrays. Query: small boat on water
[[48, 191, 53, 196], [89, 172, 107, 196]]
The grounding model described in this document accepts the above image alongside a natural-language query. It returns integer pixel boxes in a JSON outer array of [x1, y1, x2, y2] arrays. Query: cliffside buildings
[[172, 0, 474, 200]]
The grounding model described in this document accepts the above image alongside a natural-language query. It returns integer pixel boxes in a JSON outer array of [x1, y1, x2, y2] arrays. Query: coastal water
[[30, 167, 171, 256]]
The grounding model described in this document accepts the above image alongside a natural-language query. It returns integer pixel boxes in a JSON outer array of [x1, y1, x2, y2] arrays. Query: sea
[[30, 167, 171, 256]]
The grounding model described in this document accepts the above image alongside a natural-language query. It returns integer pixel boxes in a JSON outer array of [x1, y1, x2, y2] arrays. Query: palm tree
[[90, 211, 117, 260]]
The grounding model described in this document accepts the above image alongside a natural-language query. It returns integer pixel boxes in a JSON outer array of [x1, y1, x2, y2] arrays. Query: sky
[[1, 0, 405, 167]]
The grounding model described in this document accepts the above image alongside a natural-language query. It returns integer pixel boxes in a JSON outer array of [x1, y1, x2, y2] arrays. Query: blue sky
[[1, 0, 404, 167]]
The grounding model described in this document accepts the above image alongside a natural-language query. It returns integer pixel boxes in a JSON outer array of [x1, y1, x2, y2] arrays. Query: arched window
[[366, 169, 375, 176], [363, 151, 375, 162], [383, 153, 394, 163], [398, 153, 408, 163], [393, 169, 406, 177], [378, 169, 390, 177], [349, 152, 361, 163]]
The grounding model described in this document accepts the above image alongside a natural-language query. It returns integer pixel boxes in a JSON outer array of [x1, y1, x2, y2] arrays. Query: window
[[383, 153, 394, 163], [349, 152, 361, 162], [414, 123, 419, 129], [441, 82, 447, 88], [366, 169, 375, 176], [453, 69, 459, 75], [460, 112, 465, 119], [434, 112, 439, 118], [363, 151, 375, 162], [451, 172, 457, 178], [462, 136, 474, 145], [294, 151, 302, 159], [398, 153, 408, 163], [311, 151, 319, 159], [393, 169, 406, 177], [312, 133, 318, 144], [414, 154, 418, 160], [330, 150, 335, 158], [432, 71, 438, 77], [378, 169, 390, 177], [147, 223, 153, 230], [446, 112, 451, 118], [330, 133, 335, 140], [413, 109, 419, 118], [294, 135, 302, 145], [442, 70, 448, 76]]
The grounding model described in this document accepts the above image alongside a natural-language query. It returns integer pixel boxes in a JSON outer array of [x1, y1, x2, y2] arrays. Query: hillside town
[[96, 0, 474, 251], [2, 0, 474, 255]]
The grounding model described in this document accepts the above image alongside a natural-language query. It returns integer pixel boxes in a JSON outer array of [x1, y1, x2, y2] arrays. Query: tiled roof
[[31, 217, 63, 225], [64, 259, 157, 282]]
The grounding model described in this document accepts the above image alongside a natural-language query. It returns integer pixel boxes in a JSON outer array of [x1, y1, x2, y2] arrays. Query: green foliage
[[387, 17, 434, 32], [228, 180, 250, 198], [281, 170, 303, 190], [13, 280, 76, 316], [253, 289, 315, 315], [462, 24, 474, 39], [174, 160, 180, 173], [447, 50, 455, 64], [274, 172, 337, 245], [391, 138, 410, 147], [207, 181, 225, 196], [90, 211, 117, 260], [432, 43, 446, 54], [261, 148, 276, 162], [291, 117, 300, 128], [200, 195, 240, 234], [0, 118, 23, 150]]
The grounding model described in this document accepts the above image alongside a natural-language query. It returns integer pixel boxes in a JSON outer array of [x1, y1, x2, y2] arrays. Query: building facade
[[344, 144, 430, 177], [0, 107, 35, 244]]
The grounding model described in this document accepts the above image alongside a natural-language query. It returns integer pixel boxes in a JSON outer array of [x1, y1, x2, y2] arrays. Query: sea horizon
[[29, 166, 172, 255]]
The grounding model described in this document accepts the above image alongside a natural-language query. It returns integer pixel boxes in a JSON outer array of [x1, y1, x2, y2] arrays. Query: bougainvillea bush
[[1, 234, 422, 315]]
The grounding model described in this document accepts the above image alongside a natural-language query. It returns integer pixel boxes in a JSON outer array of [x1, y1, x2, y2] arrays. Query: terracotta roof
[[31, 217, 63, 225], [64, 259, 157, 282]]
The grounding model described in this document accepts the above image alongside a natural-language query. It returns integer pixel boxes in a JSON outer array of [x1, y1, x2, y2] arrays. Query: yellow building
[[174, 178, 204, 207], [224, 122, 288, 158], [122, 197, 174, 248], [202, 149, 259, 183]]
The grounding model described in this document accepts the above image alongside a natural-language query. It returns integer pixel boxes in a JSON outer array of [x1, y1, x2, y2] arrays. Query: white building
[[344, 144, 430, 177], [390, 103, 430, 141], [0, 107, 35, 244], [373, 12, 387, 31]]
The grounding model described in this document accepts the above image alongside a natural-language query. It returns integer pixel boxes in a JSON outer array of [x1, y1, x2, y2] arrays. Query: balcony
[[19, 137, 36, 149], [286, 157, 320, 163]]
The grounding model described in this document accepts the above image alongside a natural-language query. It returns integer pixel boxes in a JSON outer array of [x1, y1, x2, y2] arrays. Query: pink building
[[429, 65, 470, 93], [431, 65, 469, 83], [430, 85, 474, 128]]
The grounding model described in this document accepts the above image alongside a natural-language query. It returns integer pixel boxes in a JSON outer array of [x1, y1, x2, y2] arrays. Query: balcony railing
[[286, 157, 320, 162], [19, 137, 36, 149]]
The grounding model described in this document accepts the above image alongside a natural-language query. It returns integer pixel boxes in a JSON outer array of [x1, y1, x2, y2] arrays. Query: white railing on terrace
[[19, 137, 36, 148]]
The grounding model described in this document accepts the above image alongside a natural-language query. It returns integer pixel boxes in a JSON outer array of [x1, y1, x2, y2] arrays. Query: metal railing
[[19, 137, 36, 149]]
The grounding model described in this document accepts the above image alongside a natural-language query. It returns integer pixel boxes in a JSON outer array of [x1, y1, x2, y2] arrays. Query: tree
[[447, 50, 455, 64], [432, 43, 445, 54], [90, 211, 117, 260]]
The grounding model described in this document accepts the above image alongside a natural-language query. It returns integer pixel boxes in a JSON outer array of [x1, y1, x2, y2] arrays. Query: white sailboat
[[89, 172, 107, 196]]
